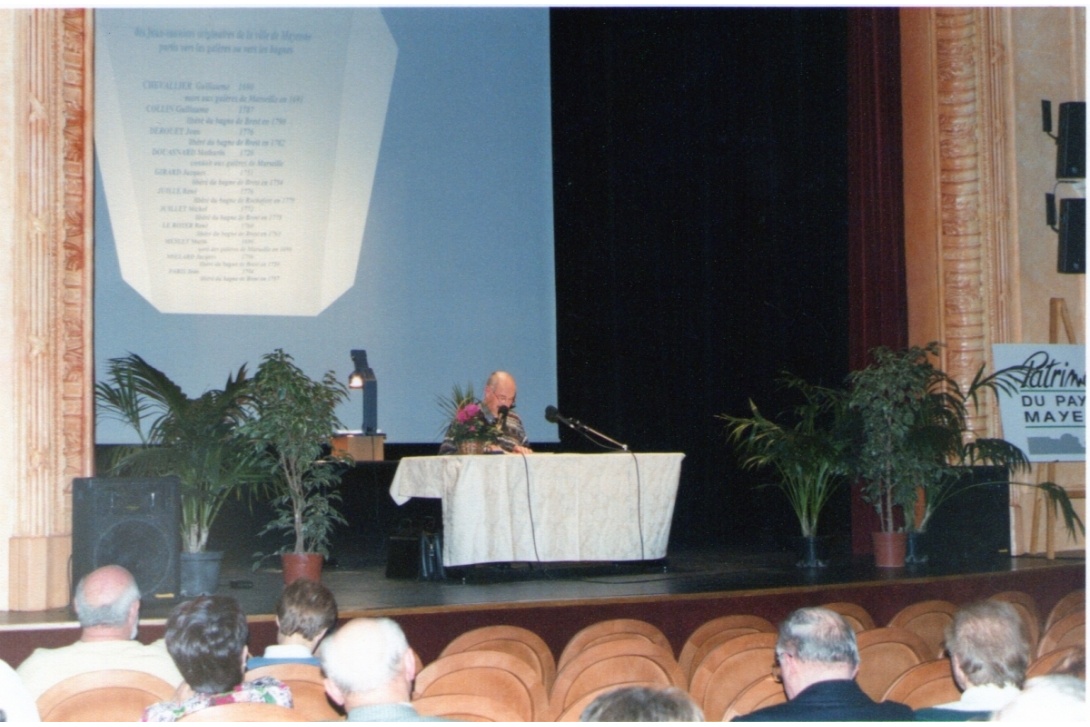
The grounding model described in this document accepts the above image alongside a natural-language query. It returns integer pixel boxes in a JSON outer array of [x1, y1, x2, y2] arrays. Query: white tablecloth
[[389, 452, 684, 566]]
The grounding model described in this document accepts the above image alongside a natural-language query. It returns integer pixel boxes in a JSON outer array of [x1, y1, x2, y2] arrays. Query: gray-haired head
[[776, 607, 859, 668], [319, 617, 409, 697], [73, 565, 141, 629], [945, 600, 1030, 689], [580, 686, 704, 722]]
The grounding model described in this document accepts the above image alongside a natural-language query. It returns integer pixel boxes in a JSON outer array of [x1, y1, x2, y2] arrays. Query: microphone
[[497, 405, 510, 431], [544, 405, 579, 430]]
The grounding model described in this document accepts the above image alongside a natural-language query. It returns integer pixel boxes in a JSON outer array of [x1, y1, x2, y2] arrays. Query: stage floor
[[4, 546, 1083, 628]]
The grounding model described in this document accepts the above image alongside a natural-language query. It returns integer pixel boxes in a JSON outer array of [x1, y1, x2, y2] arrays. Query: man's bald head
[[74, 565, 141, 630], [320, 618, 414, 707], [483, 371, 517, 417]]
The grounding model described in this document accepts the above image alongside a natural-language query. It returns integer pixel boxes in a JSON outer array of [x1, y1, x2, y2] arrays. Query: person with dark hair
[[580, 685, 704, 722], [246, 578, 337, 670], [735, 607, 913, 722], [142, 596, 292, 722], [915, 600, 1031, 720], [16, 565, 182, 699]]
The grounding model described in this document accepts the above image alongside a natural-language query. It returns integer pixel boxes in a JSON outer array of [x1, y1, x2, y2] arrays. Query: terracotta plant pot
[[872, 531, 907, 568], [281, 552, 324, 585]]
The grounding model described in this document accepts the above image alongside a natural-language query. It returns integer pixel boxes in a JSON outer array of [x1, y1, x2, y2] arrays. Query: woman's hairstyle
[[165, 595, 249, 694]]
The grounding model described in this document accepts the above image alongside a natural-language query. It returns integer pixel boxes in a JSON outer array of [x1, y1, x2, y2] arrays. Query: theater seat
[[176, 702, 309, 721], [36, 669, 177, 722]]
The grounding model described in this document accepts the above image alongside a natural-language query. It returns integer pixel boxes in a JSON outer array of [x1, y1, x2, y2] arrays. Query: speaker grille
[[72, 477, 181, 601], [94, 520, 174, 597]]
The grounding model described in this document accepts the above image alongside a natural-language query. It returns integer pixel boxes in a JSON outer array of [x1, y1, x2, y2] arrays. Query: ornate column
[[0, 9, 94, 610], [901, 7, 1013, 439]]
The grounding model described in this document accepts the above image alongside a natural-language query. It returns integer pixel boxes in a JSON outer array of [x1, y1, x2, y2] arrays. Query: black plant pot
[[905, 531, 929, 565], [180, 550, 223, 596], [795, 535, 829, 568]]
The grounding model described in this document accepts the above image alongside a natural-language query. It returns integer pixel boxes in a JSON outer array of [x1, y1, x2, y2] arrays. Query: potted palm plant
[[718, 375, 852, 567], [95, 354, 263, 595], [846, 342, 1083, 567], [244, 349, 349, 583]]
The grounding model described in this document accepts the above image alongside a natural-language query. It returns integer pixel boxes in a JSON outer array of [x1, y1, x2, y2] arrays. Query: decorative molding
[[7, 8, 92, 610], [933, 7, 1008, 438]]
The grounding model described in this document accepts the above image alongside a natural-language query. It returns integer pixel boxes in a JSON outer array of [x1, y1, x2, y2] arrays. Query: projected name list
[[145, 34, 306, 286], [97, 9, 398, 315]]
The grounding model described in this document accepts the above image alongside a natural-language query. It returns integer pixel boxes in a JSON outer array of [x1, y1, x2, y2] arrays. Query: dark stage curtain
[[846, 9, 908, 551], [550, 9, 852, 551]]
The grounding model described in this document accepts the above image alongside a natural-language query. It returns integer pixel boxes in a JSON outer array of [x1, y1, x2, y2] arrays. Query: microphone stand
[[561, 416, 628, 452], [579, 422, 628, 452]]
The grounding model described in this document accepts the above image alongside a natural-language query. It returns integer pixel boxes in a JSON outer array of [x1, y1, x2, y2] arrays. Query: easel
[[1028, 298, 1085, 558]]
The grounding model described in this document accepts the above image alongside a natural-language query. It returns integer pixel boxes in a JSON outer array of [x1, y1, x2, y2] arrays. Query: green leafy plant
[[95, 354, 264, 553], [243, 349, 349, 556], [718, 375, 852, 538], [847, 342, 1083, 537]]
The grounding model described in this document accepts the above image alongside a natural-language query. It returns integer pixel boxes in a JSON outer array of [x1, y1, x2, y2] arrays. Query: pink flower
[[456, 403, 481, 423]]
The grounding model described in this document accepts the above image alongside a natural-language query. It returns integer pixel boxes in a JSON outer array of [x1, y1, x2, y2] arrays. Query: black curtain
[[550, 8, 852, 550]]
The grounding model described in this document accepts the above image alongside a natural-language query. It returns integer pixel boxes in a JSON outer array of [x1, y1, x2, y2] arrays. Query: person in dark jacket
[[735, 607, 913, 722]]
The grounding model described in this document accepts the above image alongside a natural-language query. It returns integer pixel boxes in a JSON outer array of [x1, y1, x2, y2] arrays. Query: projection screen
[[94, 7, 558, 445]]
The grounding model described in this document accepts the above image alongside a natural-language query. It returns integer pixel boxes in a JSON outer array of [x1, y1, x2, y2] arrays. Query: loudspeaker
[[1058, 197, 1085, 274], [924, 467, 1010, 565], [1056, 102, 1085, 179], [72, 477, 181, 602]]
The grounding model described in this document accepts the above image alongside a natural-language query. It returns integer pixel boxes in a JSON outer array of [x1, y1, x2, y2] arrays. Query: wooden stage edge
[[0, 550, 1084, 670]]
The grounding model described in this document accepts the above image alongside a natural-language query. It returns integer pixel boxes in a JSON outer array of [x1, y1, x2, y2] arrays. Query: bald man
[[320, 617, 445, 722], [16, 565, 183, 699], [440, 371, 533, 454]]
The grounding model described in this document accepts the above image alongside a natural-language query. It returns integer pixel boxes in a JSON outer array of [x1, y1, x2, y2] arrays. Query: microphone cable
[[628, 450, 646, 560], [519, 450, 543, 565]]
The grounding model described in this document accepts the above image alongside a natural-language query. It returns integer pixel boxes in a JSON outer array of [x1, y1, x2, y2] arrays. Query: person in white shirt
[[246, 578, 337, 670], [916, 600, 1029, 719], [16, 564, 183, 699], [0, 657, 39, 721]]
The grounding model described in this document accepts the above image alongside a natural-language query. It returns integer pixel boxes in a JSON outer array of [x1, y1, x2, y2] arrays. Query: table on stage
[[388, 452, 684, 567]]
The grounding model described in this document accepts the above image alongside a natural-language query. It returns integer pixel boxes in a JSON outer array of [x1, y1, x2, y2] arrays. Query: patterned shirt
[[141, 676, 292, 722]]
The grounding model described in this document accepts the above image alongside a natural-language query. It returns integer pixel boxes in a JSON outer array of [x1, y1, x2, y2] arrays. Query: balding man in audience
[[735, 607, 913, 721], [319, 617, 444, 722], [915, 600, 1030, 720], [16, 565, 182, 699]]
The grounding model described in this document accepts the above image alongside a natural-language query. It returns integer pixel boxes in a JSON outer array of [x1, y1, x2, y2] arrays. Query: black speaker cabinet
[[1058, 197, 1085, 274], [1056, 101, 1086, 179], [924, 466, 1010, 565], [72, 477, 181, 602]]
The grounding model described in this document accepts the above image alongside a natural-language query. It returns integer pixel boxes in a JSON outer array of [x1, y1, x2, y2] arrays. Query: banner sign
[[992, 344, 1086, 462]]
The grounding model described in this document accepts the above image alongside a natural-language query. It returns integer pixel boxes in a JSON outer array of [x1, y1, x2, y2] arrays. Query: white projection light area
[[96, 9, 397, 315]]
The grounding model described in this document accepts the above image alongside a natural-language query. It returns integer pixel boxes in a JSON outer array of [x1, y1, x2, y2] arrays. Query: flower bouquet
[[439, 384, 499, 454]]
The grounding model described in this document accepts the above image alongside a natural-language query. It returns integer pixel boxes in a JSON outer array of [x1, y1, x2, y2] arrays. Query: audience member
[[142, 595, 291, 722], [246, 578, 337, 670], [16, 565, 182, 699], [916, 600, 1030, 720], [993, 674, 1086, 721], [580, 685, 704, 721], [320, 617, 444, 722], [0, 658, 39, 722], [734, 606, 913, 721]]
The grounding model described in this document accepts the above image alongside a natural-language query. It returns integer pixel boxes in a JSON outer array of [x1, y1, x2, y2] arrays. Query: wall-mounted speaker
[[1056, 102, 1085, 179], [1058, 197, 1085, 274], [72, 477, 181, 602]]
